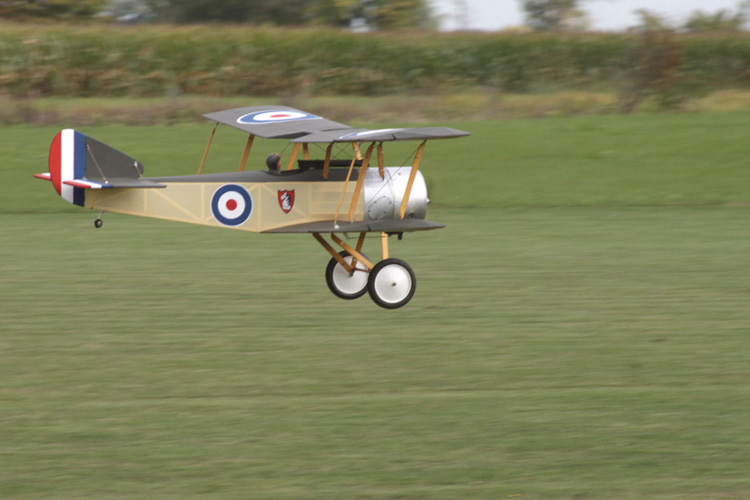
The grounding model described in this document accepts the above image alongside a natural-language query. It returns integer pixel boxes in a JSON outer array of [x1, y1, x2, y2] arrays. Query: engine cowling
[[362, 167, 429, 221]]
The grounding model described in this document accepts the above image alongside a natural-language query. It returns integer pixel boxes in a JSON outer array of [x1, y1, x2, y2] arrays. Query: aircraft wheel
[[368, 258, 416, 309], [325, 251, 369, 300], [94, 218, 103, 228]]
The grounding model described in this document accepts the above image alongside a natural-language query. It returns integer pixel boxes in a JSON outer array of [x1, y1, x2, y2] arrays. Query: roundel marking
[[340, 128, 401, 140], [211, 184, 253, 226], [237, 110, 321, 125]]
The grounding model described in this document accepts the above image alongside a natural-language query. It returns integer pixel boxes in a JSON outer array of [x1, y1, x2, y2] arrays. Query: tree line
[[522, 0, 750, 33], [0, 0, 432, 30], [2, 0, 749, 32]]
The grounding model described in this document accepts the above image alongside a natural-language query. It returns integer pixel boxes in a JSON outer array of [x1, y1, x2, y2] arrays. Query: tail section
[[35, 129, 157, 206]]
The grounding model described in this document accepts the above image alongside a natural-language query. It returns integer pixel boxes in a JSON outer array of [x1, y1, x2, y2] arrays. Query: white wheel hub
[[368, 258, 416, 309], [331, 256, 368, 295], [372, 264, 412, 303]]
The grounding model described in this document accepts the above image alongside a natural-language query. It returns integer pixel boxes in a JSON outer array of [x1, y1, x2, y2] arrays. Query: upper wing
[[204, 106, 469, 143], [291, 126, 469, 143], [203, 106, 352, 140]]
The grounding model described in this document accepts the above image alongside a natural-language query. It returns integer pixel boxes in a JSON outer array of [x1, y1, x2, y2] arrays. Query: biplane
[[35, 106, 469, 309]]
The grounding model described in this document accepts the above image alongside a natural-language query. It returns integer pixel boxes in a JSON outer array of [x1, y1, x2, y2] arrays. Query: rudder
[[49, 129, 86, 206]]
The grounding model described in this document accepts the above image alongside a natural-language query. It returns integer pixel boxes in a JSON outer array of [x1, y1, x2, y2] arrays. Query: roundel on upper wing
[[237, 110, 321, 125], [339, 128, 401, 140], [211, 184, 253, 226]]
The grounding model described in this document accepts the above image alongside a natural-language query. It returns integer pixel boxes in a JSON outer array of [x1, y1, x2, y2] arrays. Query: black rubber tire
[[325, 250, 369, 300], [367, 258, 416, 309]]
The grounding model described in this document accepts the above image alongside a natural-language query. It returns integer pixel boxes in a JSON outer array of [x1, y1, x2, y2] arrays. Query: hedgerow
[[2, 23, 750, 100]]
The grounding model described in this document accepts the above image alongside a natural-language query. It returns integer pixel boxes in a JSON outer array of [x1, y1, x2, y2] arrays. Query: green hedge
[[2, 23, 750, 97]]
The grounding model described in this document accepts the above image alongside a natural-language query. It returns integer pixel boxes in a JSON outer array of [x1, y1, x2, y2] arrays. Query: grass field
[[2, 111, 750, 499]]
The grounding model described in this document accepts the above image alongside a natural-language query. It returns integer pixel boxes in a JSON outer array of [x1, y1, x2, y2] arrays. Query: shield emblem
[[278, 190, 295, 214]]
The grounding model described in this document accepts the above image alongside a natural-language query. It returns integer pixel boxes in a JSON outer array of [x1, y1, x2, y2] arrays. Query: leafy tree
[[683, 2, 749, 32], [306, 0, 359, 27], [365, 0, 433, 30], [0, 0, 107, 19], [630, 8, 671, 32], [140, 0, 429, 29], [621, 10, 684, 113], [142, 0, 249, 23], [521, 0, 586, 31], [106, 0, 151, 18]]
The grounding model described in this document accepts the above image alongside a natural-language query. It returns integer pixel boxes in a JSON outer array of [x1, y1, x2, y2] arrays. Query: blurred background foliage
[[0, 0, 432, 29], [0, 0, 107, 20], [3, 25, 750, 111], [2, 0, 750, 114]]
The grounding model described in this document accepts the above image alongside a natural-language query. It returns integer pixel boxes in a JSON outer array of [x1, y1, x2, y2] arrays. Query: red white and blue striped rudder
[[48, 129, 87, 207]]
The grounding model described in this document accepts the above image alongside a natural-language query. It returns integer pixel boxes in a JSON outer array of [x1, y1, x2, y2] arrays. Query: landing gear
[[368, 258, 416, 309], [315, 232, 417, 309], [325, 250, 369, 300]]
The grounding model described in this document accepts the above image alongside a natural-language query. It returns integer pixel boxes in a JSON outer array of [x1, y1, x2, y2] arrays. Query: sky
[[430, 0, 746, 31]]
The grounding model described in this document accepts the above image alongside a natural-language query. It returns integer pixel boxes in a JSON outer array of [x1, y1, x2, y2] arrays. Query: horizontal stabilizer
[[34, 172, 52, 181], [63, 179, 112, 189], [263, 219, 445, 234], [63, 178, 166, 189]]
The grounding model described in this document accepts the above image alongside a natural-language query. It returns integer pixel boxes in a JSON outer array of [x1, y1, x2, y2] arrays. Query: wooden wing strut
[[197, 123, 218, 175], [348, 142, 375, 222], [333, 149, 358, 223], [323, 143, 333, 179], [237, 134, 254, 172], [286, 143, 301, 171], [377, 142, 384, 178], [400, 140, 426, 218]]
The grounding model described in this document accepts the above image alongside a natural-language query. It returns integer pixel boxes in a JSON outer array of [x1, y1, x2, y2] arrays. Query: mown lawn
[[2, 112, 749, 499]]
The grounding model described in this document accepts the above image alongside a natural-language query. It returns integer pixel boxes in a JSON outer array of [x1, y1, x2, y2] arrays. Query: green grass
[[2, 112, 750, 499]]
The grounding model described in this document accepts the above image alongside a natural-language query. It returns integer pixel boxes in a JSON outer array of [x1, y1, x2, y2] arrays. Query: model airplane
[[35, 106, 469, 309]]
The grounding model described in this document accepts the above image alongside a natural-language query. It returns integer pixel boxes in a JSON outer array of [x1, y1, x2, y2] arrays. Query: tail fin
[[35, 129, 148, 206]]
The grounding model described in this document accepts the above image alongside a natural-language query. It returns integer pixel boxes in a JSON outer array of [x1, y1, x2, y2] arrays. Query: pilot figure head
[[266, 153, 281, 171]]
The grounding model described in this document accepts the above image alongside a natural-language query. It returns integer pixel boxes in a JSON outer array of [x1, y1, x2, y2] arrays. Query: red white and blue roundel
[[211, 184, 253, 226], [237, 110, 320, 125]]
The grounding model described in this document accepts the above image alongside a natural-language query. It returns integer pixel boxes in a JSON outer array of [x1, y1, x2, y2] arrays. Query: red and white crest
[[278, 190, 295, 214]]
